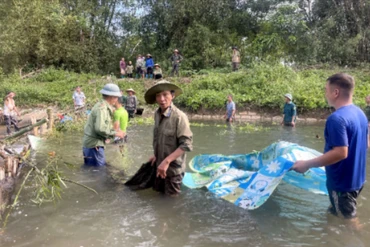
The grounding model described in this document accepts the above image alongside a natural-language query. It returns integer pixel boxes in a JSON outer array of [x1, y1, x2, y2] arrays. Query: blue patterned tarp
[[183, 141, 327, 210]]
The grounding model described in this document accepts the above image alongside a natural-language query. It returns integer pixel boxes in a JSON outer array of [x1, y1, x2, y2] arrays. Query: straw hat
[[174, 49, 179, 52], [154, 63, 161, 68], [147, 54, 152, 57], [144, 80, 182, 104], [126, 88, 136, 94]]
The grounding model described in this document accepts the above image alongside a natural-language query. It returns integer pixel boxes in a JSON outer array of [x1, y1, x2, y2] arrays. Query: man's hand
[[157, 159, 170, 179], [292, 160, 310, 173], [116, 129, 125, 139], [105, 139, 111, 144], [149, 155, 156, 166], [291, 122, 295, 127], [229, 117, 233, 122]]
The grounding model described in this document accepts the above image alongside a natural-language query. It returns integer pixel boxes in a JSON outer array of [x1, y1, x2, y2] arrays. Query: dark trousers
[[127, 109, 135, 119], [232, 62, 240, 71], [4, 115, 19, 134], [127, 73, 133, 78], [83, 146, 106, 166], [171, 64, 179, 76]]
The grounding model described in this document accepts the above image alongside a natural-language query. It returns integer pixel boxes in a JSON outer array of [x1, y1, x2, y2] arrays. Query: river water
[[1, 123, 370, 247]]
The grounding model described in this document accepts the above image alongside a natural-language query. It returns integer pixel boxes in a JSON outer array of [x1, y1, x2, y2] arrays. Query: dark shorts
[[328, 187, 363, 219], [83, 146, 106, 166], [153, 173, 184, 196]]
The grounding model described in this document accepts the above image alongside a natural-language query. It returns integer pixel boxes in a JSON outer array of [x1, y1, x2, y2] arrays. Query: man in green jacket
[[82, 83, 125, 166]]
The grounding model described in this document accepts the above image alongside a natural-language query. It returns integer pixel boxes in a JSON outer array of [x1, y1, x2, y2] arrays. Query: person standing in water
[[144, 80, 193, 196], [293, 73, 367, 225], [281, 93, 297, 127], [224, 94, 236, 122], [82, 83, 125, 166]]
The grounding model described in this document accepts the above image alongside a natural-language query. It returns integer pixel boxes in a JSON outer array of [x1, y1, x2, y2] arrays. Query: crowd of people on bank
[[119, 49, 184, 79]]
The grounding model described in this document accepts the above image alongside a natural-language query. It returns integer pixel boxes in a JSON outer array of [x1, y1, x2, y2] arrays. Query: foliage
[[176, 63, 370, 112], [0, 68, 146, 108], [31, 154, 68, 205], [2, 1, 370, 74], [1, 65, 370, 114]]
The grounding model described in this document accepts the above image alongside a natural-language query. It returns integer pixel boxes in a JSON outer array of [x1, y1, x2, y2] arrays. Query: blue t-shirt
[[227, 101, 236, 118], [324, 104, 368, 192]]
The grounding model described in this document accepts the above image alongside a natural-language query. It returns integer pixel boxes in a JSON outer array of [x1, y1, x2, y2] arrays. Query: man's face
[[76, 87, 81, 93], [285, 97, 290, 103], [227, 96, 232, 102], [325, 82, 338, 107], [156, 90, 173, 110]]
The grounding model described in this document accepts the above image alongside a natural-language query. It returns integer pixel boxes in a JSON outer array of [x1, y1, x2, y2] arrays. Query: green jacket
[[83, 100, 116, 148]]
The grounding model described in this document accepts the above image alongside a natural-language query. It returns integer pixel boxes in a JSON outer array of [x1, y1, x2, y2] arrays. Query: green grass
[[1, 64, 370, 113]]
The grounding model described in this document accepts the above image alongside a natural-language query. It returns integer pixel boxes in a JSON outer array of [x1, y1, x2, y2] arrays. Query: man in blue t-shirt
[[293, 73, 368, 221], [224, 94, 236, 122]]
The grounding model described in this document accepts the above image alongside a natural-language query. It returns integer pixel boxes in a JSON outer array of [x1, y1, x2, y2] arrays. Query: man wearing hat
[[145, 80, 193, 196], [153, 64, 162, 80], [125, 88, 137, 119], [170, 49, 183, 77], [82, 83, 125, 166], [145, 54, 154, 79], [232, 46, 240, 71], [281, 93, 297, 127]]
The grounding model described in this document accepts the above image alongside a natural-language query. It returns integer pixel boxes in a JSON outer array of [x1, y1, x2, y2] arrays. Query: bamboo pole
[[47, 108, 53, 130], [0, 165, 4, 181], [4, 118, 48, 141], [31, 117, 37, 136]]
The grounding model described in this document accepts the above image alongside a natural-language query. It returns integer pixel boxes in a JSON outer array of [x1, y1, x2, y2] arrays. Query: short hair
[[326, 73, 354, 96], [228, 94, 233, 98]]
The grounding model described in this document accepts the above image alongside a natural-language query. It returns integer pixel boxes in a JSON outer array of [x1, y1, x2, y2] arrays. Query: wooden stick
[[4, 118, 48, 141], [47, 108, 53, 130]]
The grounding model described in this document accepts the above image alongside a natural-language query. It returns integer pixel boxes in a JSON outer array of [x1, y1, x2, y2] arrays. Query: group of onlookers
[[119, 49, 184, 80]]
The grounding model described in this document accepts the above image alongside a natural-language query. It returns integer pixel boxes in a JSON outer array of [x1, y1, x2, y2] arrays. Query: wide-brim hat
[[284, 93, 293, 101], [154, 63, 160, 67], [126, 88, 136, 94], [144, 80, 182, 104], [174, 49, 179, 52], [147, 53, 152, 57], [99, 83, 121, 97]]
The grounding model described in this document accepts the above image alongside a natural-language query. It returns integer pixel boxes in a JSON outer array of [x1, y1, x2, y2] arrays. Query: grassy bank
[[1, 64, 370, 113]]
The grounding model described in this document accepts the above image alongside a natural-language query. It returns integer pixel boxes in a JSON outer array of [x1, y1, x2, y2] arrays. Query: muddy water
[[1, 123, 370, 247]]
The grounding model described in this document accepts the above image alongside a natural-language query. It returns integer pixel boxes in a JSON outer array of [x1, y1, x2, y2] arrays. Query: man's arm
[[156, 147, 186, 178], [292, 146, 348, 173]]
